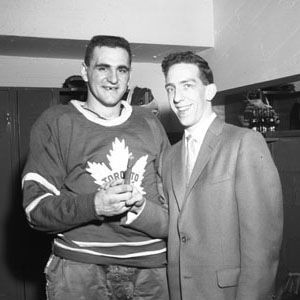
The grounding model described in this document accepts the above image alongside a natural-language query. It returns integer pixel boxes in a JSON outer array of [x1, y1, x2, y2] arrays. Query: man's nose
[[173, 89, 183, 104], [107, 69, 118, 84]]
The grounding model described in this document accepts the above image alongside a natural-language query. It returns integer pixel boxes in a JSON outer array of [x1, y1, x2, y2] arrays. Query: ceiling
[[0, 35, 208, 63]]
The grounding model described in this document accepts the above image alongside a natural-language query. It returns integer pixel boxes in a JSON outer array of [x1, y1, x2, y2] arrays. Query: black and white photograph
[[0, 1, 299, 299]]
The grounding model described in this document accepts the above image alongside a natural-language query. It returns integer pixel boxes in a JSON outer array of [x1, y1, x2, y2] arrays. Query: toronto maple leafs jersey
[[22, 100, 170, 268]]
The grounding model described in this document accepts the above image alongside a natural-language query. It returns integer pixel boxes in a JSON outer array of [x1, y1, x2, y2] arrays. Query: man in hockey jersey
[[22, 35, 170, 300]]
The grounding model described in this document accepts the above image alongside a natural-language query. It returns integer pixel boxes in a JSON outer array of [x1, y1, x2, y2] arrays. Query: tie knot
[[186, 134, 196, 145], [186, 135, 191, 141]]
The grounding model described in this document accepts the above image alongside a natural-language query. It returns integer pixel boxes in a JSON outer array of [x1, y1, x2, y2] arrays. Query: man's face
[[82, 46, 130, 107], [165, 63, 210, 128]]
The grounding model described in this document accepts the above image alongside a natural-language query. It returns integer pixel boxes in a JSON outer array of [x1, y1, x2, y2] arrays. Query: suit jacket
[[162, 117, 283, 300]]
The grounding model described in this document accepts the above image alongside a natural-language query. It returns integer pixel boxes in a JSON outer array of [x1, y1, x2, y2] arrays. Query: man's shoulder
[[223, 122, 259, 137], [39, 103, 73, 118], [33, 103, 77, 130], [131, 105, 166, 133], [222, 122, 266, 146], [132, 105, 155, 119]]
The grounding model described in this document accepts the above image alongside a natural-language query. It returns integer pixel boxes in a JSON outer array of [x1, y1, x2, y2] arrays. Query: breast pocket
[[217, 267, 240, 288]]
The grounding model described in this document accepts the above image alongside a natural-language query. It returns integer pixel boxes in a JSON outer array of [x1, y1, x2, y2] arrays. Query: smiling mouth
[[176, 105, 191, 113], [103, 86, 118, 91]]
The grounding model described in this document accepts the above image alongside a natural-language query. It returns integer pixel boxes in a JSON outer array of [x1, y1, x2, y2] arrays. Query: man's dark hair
[[161, 51, 214, 85], [84, 35, 132, 66]]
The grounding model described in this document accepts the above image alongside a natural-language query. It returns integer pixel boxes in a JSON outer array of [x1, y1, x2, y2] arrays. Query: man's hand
[[94, 179, 134, 217], [125, 186, 145, 214]]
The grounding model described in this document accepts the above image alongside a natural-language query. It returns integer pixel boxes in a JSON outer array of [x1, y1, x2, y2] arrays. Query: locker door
[[272, 137, 300, 291], [18, 88, 56, 168], [17, 88, 55, 300], [0, 89, 24, 299]]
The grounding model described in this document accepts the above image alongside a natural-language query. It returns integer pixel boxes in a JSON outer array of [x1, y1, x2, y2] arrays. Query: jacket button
[[181, 236, 187, 243]]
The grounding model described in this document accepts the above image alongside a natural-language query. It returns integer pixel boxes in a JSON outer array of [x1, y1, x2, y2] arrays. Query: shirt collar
[[184, 112, 217, 142], [71, 100, 132, 127]]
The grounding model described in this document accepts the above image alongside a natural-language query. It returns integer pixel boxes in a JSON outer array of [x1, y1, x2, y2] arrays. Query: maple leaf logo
[[86, 137, 147, 195]]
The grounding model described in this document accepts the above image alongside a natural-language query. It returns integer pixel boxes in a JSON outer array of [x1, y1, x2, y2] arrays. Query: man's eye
[[166, 88, 174, 94], [118, 68, 129, 74], [183, 83, 192, 89], [97, 66, 107, 71]]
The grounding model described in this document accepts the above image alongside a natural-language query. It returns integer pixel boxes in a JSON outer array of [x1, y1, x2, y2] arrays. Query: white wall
[[201, 0, 300, 91], [0, 56, 80, 88], [0, 0, 214, 47]]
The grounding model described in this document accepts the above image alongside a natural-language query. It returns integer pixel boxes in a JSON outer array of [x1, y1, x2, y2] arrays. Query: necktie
[[185, 135, 197, 181]]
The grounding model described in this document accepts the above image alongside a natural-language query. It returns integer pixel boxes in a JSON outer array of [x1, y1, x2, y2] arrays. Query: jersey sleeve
[[22, 109, 99, 234], [153, 115, 170, 207], [122, 113, 170, 238]]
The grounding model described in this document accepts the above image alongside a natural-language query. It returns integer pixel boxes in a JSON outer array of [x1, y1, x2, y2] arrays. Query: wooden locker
[[0, 87, 59, 300], [0, 89, 24, 299], [17, 88, 56, 300]]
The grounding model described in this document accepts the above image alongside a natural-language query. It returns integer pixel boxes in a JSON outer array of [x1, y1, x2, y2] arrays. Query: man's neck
[[84, 99, 122, 120], [185, 108, 215, 135]]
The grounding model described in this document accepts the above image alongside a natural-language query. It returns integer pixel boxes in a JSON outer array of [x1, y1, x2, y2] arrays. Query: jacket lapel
[[171, 140, 186, 210], [185, 117, 224, 199]]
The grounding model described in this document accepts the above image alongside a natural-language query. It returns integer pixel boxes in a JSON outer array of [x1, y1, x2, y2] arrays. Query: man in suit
[[161, 51, 283, 300]]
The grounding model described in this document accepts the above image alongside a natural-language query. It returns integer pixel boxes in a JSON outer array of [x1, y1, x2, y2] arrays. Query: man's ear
[[81, 63, 88, 82], [205, 83, 217, 101]]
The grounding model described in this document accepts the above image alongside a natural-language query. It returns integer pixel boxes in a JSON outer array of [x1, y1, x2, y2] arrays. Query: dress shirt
[[184, 112, 217, 179]]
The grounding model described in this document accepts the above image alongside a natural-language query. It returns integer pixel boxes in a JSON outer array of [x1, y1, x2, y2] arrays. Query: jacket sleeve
[[22, 111, 98, 234], [122, 115, 170, 238], [235, 130, 283, 300]]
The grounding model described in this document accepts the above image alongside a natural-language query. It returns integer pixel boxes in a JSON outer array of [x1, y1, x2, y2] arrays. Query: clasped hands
[[94, 179, 145, 217]]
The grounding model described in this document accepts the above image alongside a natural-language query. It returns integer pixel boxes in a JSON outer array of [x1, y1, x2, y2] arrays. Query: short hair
[[84, 35, 132, 66], [161, 51, 214, 85]]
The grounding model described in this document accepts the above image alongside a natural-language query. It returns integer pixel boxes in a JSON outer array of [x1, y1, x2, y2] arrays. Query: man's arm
[[235, 130, 283, 300], [121, 114, 170, 238], [22, 113, 136, 234]]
